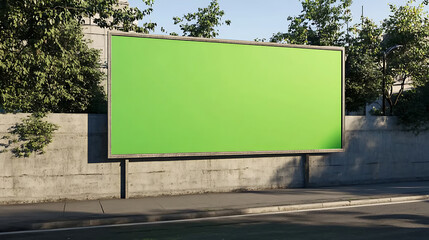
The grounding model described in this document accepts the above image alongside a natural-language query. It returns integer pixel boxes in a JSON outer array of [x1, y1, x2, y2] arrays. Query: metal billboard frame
[[107, 31, 345, 159]]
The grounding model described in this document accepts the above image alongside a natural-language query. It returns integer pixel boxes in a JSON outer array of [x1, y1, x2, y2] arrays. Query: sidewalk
[[1, 181, 429, 233]]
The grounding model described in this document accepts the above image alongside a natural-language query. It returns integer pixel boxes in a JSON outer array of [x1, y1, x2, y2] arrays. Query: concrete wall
[[309, 116, 429, 186], [0, 114, 121, 204], [1, 114, 428, 204]]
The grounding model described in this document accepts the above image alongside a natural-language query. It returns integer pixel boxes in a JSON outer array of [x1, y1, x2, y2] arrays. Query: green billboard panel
[[108, 33, 344, 158]]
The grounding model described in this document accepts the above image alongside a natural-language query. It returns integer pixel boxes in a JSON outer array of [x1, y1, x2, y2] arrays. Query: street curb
[[1, 194, 428, 233]]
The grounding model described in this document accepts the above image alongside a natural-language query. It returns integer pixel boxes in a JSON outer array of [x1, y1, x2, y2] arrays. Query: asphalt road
[[3, 201, 429, 240]]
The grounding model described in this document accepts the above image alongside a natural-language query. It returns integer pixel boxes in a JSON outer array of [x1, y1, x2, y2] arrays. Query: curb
[[1, 194, 428, 234], [243, 195, 429, 214]]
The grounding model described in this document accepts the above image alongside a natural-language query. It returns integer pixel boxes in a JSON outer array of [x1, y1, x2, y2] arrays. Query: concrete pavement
[[1, 181, 429, 233]]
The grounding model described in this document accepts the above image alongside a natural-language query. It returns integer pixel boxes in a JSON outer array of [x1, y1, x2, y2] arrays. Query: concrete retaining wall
[[0, 114, 120, 204], [309, 116, 429, 186], [0, 114, 428, 204]]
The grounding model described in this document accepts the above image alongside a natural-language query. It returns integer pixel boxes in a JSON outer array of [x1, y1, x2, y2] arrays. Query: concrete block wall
[[0, 114, 428, 204]]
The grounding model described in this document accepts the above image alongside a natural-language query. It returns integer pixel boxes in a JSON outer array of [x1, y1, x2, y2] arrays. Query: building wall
[[0, 114, 428, 204], [82, 0, 130, 91]]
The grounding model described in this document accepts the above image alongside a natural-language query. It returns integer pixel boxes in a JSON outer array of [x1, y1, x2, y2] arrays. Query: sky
[[128, 0, 427, 41]]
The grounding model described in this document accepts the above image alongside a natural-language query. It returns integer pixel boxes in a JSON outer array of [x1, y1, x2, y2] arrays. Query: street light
[[382, 45, 403, 115]]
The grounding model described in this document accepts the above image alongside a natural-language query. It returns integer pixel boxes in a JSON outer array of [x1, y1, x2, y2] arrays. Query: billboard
[[108, 32, 344, 158]]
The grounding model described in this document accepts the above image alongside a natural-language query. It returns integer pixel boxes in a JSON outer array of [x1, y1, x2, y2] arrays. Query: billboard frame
[[107, 31, 345, 159]]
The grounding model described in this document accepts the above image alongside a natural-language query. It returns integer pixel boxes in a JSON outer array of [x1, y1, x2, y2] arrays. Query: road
[[2, 201, 429, 240]]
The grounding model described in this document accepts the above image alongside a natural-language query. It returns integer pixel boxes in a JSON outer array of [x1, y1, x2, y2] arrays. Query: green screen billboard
[[108, 32, 344, 158]]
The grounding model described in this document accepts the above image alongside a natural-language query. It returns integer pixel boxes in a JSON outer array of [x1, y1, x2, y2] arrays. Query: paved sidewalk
[[1, 181, 429, 232]]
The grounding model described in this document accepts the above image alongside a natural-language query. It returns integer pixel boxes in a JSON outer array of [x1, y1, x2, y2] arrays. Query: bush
[[395, 83, 429, 133], [1, 113, 58, 157]]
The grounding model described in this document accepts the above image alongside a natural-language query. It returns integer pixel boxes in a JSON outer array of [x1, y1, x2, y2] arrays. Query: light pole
[[382, 45, 403, 115]]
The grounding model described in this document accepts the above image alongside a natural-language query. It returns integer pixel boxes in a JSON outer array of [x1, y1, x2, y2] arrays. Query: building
[[82, 0, 131, 91]]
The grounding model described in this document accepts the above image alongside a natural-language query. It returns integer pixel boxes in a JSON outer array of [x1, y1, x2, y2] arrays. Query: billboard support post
[[120, 159, 129, 199], [304, 154, 310, 188]]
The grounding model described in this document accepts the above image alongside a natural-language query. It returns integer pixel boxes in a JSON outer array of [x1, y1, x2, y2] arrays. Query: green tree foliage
[[1, 113, 58, 157], [270, 0, 352, 46], [172, 0, 231, 38], [269, 0, 368, 112], [270, 0, 429, 120], [381, 1, 429, 114], [395, 83, 429, 133], [0, 0, 156, 157], [0, 0, 156, 113], [345, 18, 383, 112], [0, 19, 104, 113]]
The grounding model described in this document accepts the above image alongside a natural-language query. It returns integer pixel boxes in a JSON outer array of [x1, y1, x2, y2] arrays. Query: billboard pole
[[304, 154, 310, 188], [120, 159, 129, 199]]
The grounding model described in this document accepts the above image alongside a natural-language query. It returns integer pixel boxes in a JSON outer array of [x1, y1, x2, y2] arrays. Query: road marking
[[1, 199, 427, 236]]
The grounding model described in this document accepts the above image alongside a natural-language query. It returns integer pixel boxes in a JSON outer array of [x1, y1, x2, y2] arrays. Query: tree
[[0, 0, 156, 113], [0, 19, 104, 113], [345, 17, 383, 112], [172, 0, 231, 38], [269, 0, 379, 112], [381, 1, 429, 114], [345, 1, 429, 114], [0, 0, 156, 157], [395, 83, 429, 133], [270, 0, 352, 46], [270, 0, 429, 117]]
